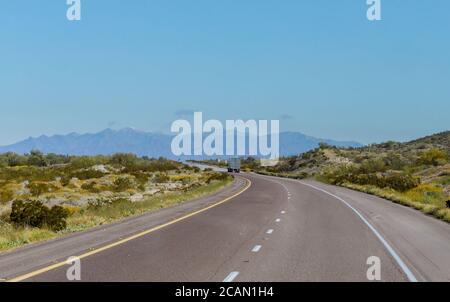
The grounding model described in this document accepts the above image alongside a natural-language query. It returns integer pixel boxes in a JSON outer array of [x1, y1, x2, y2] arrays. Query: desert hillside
[[255, 131, 450, 222]]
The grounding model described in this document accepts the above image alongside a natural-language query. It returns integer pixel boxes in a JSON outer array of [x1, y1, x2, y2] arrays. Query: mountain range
[[0, 128, 362, 159]]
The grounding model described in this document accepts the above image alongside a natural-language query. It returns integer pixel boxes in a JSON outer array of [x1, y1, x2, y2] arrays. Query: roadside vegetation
[[0, 151, 232, 252], [253, 131, 450, 223]]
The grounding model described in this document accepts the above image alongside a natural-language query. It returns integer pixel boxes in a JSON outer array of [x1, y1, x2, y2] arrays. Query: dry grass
[[0, 178, 232, 252], [342, 183, 450, 223], [0, 221, 54, 252]]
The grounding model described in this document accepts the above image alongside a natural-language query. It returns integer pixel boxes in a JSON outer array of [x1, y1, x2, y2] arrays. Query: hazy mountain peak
[[0, 128, 362, 158]]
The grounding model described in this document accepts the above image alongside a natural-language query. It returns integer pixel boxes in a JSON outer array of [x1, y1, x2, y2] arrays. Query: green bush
[[383, 153, 407, 170], [0, 186, 14, 203], [81, 181, 101, 193], [109, 153, 138, 168], [206, 173, 230, 183], [153, 173, 169, 183], [419, 148, 448, 166], [131, 171, 149, 186], [331, 171, 418, 192], [10, 200, 46, 228], [28, 182, 52, 197], [291, 172, 308, 179], [113, 177, 134, 192], [383, 174, 419, 192], [60, 176, 71, 187], [69, 156, 107, 169], [10, 200, 69, 231], [71, 169, 105, 180], [0, 152, 27, 166], [27, 150, 48, 167], [323, 160, 420, 192], [46, 206, 70, 231], [359, 158, 387, 174]]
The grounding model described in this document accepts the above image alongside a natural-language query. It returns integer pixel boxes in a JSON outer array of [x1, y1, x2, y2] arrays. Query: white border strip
[[298, 181, 418, 282]]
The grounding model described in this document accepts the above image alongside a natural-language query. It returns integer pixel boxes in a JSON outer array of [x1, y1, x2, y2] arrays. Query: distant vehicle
[[227, 157, 241, 173]]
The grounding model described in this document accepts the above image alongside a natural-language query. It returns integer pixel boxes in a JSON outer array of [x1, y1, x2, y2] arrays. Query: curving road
[[1, 173, 450, 282]]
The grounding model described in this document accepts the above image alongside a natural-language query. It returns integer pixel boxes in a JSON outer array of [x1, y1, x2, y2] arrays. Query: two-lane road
[[1, 173, 450, 282]]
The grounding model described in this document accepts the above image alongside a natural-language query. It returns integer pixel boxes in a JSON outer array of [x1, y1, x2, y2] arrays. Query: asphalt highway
[[1, 172, 450, 282]]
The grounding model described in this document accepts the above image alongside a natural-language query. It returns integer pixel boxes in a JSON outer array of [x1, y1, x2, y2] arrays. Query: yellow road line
[[8, 177, 252, 282]]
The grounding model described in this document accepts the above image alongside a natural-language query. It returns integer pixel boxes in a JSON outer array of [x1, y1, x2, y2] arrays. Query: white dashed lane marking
[[266, 229, 274, 234], [223, 271, 240, 282], [252, 245, 262, 253]]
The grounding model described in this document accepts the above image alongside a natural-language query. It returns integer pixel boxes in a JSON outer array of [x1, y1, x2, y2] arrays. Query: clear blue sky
[[0, 0, 449, 145]]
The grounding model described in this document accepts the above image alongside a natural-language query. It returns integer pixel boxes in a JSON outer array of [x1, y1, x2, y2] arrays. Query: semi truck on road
[[227, 158, 241, 173]]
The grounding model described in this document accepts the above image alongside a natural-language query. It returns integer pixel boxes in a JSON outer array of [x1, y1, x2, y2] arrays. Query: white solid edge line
[[252, 245, 262, 253], [223, 271, 240, 282], [298, 181, 418, 282]]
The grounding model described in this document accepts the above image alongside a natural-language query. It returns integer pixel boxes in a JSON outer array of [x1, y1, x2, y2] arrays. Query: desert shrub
[[0, 151, 72, 167], [0, 158, 7, 168], [63, 205, 80, 216], [170, 174, 193, 184], [206, 173, 230, 183], [71, 169, 105, 180], [46, 206, 70, 231], [27, 150, 48, 167], [326, 165, 418, 192], [343, 173, 418, 192], [60, 175, 71, 187], [28, 182, 52, 197], [0, 186, 15, 203], [321, 165, 358, 184], [70, 156, 101, 169], [131, 171, 149, 185], [10, 200, 47, 228], [405, 184, 447, 205], [319, 143, 333, 150], [383, 174, 419, 192], [45, 153, 71, 166], [81, 181, 101, 193], [87, 198, 113, 210], [153, 173, 169, 183], [0, 152, 27, 166], [1, 166, 64, 183], [148, 158, 178, 172], [359, 158, 387, 174], [109, 153, 138, 168], [10, 200, 69, 231], [113, 177, 134, 192], [419, 148, 448, 166], [291, 172, 308, 179], [109, 155, 178, 174], [383, 153, 407, 170]]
